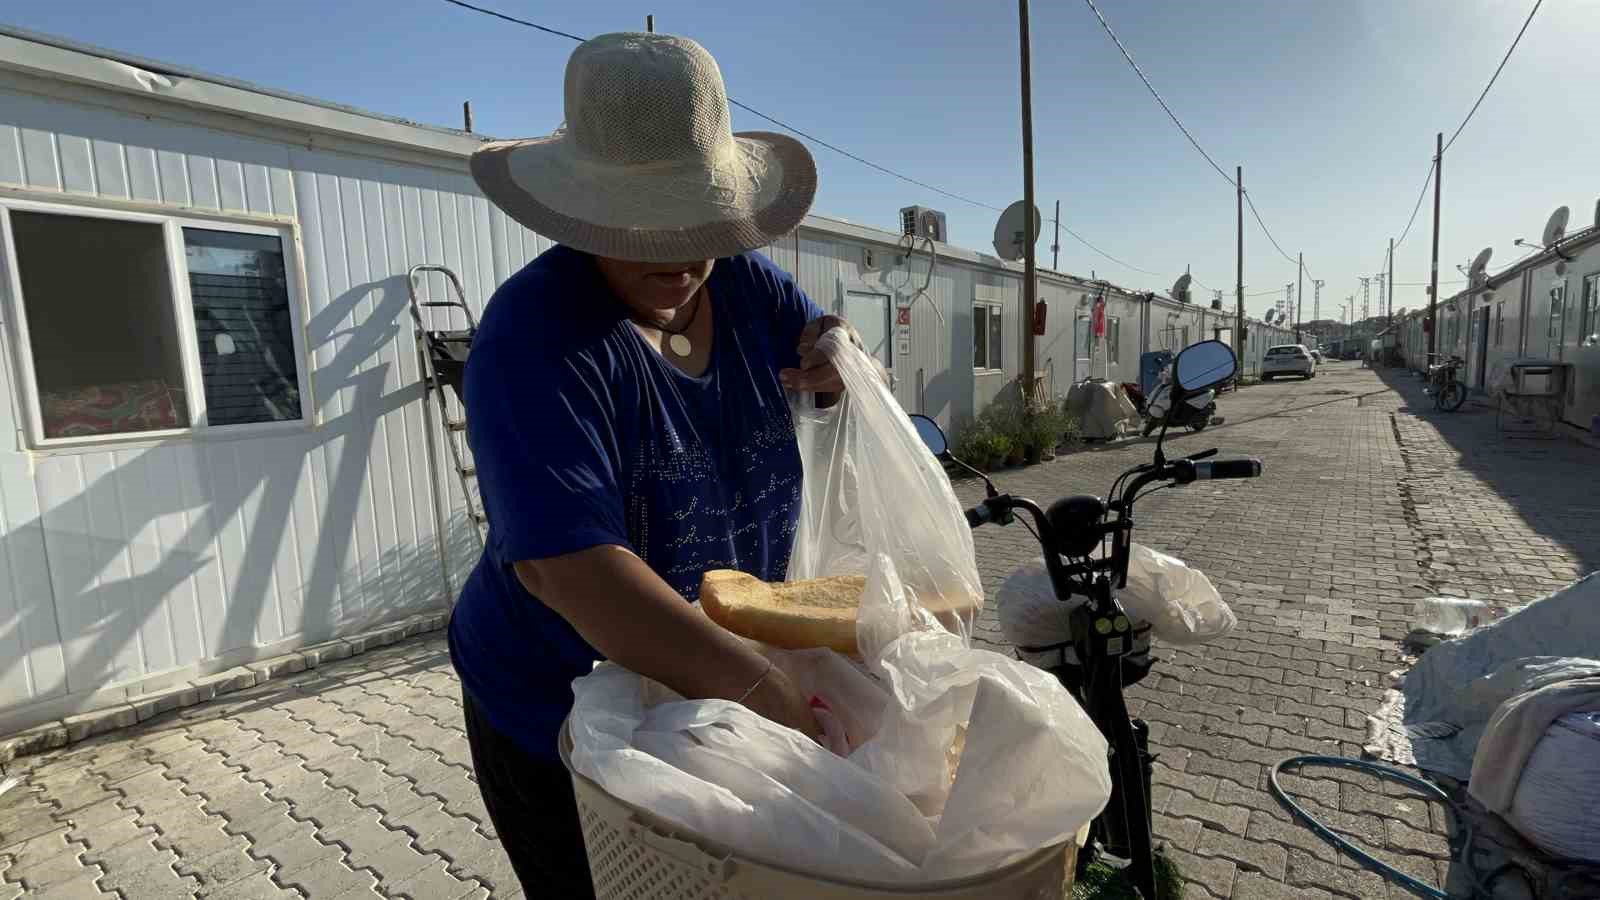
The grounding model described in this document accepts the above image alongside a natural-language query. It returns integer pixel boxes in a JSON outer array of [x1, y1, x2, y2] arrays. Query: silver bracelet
[[736, 660, 775, 704]]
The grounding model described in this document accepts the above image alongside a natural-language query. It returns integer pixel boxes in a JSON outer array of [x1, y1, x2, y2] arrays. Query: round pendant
[[668, 333, 693, 357]]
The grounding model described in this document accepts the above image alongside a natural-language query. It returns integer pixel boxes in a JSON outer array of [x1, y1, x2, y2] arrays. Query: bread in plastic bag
[[566, 330, 1111, 884], [1118, 542, 1236, 644]]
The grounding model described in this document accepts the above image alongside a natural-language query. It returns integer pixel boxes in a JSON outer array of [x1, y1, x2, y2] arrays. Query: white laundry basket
[[560, 724, 1078, 900]]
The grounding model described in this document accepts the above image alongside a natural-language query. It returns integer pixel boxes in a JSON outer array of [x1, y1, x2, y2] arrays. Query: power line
[[438, 0, 586, 40], [1082, 0, 1321, 288], [1243, 192, 1297, 266], [441, 0, 1214, 288], [1444, 0, 1543, 152], [1081, 0, 1234, 188]]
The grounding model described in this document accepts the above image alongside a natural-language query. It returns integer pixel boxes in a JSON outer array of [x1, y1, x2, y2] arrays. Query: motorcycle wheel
[[1439, 381, 1467, 412], [1188, 418, 1208, 433]]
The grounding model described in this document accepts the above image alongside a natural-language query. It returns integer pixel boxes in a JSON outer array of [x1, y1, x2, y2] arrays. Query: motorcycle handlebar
[[1194, 458, 1263, 480]]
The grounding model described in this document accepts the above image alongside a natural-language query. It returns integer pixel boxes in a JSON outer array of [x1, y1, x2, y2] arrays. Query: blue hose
[[1268, 755, 1462, 900]]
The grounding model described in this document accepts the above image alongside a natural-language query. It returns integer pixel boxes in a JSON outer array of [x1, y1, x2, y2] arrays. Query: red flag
[[1092, 295, 1106, 338]]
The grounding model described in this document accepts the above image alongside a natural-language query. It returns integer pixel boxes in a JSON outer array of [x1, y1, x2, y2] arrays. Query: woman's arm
[[515, 546, 823, 741]]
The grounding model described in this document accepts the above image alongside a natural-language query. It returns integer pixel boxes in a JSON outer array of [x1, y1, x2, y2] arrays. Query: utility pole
[[1018, 0, 1038, 404], [1295, 252, 1304, 343], [1051, 199, 1061, 271], [1360, 277, 1371, 325], [1387, 237, 1396, 327], [462, 101, 473, 133], [646, 14, 654, 31], [1235, 165, 1244, 360], [1312, 279, 1324, 332], [1427, 131, 1442, 359]]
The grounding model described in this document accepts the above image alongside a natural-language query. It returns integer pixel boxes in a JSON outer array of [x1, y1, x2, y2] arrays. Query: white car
[[1262, 344, 1316, 380]]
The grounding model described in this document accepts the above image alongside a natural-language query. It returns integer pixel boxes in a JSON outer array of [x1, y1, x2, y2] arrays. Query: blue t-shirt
[[448, 246, 824, 759]]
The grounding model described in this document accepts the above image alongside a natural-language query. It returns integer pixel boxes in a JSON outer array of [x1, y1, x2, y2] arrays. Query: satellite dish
[[992, 201, 1042, 262], [1468, 247, 1492, 288], [1542, 206, 1570, 248], [1170, 273, 1192, 303]]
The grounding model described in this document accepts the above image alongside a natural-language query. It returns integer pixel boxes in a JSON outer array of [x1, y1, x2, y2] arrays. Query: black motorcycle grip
[[1194, 458, 1262, 480], [965, 504, 989, 527]]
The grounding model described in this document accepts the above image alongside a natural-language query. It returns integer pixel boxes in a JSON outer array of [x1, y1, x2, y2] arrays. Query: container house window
[[1495, 301, 1505, 347], [185, 229, 302, 425], [1106, 316, 1121, 363], [2, 204, 307, 445], [9, 211, 190, 439], [1547, 283, 1566, 356], [973, 303, 1003, 370], [1582, 273, 1599, 346]]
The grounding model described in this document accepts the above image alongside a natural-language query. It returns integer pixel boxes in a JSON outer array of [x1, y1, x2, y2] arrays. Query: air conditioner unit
[[900, 206, 948, 243]]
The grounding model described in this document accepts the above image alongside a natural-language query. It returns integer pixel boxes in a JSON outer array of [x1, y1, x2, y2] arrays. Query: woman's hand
[[780, 315, 860, 393], [515, 547, 823, 743], [742, 665, 825, 743]]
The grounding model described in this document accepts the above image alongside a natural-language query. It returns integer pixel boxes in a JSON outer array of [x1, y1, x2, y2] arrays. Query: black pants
[[462, 692, 597, 899]]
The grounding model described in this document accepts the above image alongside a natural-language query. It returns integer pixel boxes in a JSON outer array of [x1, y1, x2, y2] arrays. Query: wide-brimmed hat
[[470, 33, 817, 263]]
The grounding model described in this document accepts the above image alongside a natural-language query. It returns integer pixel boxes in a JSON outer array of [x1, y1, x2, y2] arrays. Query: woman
[[451, 32, 855, 897]]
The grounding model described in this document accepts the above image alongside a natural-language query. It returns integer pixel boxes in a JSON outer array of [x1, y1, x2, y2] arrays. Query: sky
[[6, 0, 1595, 323]]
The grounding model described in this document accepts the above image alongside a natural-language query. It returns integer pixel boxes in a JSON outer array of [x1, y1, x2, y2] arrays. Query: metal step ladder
[[407, 265, 486, 552]]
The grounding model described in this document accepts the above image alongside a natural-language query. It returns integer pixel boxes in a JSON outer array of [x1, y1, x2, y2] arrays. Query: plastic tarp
[[1064, 380, 1139, 441], [1364, 573, 1600, 781]]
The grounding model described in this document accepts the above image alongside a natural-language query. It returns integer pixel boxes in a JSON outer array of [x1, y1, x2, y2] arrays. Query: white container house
[[0, 26, 1295, 735]]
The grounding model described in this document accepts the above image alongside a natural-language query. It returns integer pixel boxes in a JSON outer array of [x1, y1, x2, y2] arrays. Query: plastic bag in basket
[[569, 330, 1111, 885]]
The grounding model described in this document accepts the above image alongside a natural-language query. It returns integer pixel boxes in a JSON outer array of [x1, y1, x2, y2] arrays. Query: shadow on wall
[[1, 272, 467, 705]]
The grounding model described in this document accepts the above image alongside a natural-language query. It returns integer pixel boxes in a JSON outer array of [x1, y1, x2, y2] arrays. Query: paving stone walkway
[[1, 360, 1596, 898]]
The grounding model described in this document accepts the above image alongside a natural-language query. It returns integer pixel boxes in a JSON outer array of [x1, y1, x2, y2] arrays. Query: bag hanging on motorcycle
[[997, 557, 1153, 687], [1118, 543, 1237, 645]]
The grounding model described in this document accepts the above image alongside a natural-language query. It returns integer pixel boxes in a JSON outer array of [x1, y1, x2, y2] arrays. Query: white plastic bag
[[567, 331, 1111, 885], [1509, 709, 1600, 862], [1117, 543, 1236, 645], [787, 331, 984, 656], [997, 557, 1152, 671]]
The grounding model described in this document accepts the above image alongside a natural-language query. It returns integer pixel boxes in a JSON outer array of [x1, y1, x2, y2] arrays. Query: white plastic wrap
[[566, 331, 1112, 885], [1509, 709, 1600, 862], [1117, 543, 1236, 645]]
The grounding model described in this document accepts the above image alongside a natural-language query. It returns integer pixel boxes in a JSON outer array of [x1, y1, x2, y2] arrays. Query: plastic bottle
[[1412, 597, 1490, 636]]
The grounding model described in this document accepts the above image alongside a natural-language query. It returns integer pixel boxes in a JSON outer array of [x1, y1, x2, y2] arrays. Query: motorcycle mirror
[[909, 414, 948, 456], [1175, 340, 1238, 394]]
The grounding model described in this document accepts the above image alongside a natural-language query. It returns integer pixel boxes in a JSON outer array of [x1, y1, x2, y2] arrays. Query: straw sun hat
[[470, 32, 817, 263]]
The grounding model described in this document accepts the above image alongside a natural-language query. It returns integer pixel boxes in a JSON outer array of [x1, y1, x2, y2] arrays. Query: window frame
[[0, 197, 314, 450], [1582, 271, 1600, 347], [1495, 300, 1504, 348], [973, 300, 1004, 373], [1106, 316, 1121, 364]]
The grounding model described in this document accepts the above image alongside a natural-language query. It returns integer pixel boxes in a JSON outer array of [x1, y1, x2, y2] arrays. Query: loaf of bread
[[699, 570, 978, 655]]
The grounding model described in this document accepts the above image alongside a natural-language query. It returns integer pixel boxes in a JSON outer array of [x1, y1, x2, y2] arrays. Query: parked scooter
[[911, 339, 1263, 900], [1141, 358, 1222, 437]]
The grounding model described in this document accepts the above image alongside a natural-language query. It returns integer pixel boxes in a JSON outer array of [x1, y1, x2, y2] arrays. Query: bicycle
[[1425, 353, 1467, 412]]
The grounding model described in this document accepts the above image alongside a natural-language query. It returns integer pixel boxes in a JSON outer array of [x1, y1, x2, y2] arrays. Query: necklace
[[639, 288, 705, 357]]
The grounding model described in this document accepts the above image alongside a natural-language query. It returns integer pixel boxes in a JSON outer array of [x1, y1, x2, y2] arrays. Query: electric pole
[[1295, 252, 1304, 343], [1360, 277, 1371, 325], [1387, 237, 1395, 327], [1235, 165, 1244, 360], [1051, 199, 1060, 271], [1427, 132, 1442, 359], [1018, 0, 1037, 403], [1313, 279, 1324, 342]]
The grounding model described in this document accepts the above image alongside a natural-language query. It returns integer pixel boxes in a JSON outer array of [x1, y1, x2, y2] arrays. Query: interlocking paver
[[2, 363, 1595, 898]]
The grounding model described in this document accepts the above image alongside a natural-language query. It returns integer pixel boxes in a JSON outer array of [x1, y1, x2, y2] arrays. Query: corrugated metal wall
[[0, 86, 545, 725], [0, 71, 1307, 727]]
